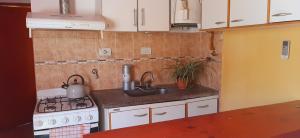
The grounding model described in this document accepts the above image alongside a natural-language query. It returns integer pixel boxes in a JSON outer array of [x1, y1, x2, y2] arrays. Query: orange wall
[[221, 25, 300, 111]]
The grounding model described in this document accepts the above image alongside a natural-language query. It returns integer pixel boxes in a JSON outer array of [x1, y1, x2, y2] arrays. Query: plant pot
[[177, 79, 187, 90]]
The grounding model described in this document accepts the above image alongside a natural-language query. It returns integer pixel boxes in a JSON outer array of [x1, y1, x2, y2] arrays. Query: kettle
[[62, 74, 86, 99]]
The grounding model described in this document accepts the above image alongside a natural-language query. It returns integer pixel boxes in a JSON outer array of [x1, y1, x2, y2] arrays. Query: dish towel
[[50, 124, 91, 138]]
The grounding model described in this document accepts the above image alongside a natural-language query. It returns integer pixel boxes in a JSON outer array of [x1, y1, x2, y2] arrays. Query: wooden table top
[[85, 101, 300, 138]]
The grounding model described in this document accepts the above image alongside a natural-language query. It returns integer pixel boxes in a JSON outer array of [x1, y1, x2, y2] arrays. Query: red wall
[[0, 3, 36, 129]]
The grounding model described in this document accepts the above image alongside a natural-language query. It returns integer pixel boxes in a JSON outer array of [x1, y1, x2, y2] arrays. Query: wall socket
[[141, 47, 152, 55], [99, 48, 112, 56]]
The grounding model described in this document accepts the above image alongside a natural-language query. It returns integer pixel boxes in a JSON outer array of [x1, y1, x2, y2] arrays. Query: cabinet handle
[[197, 105, 209, 108], [231, 19, 244, 23], [154, 112, 167, 116], [134, 113, 148, 117], [215, 21, 225, 25], [65, 26, 73, 29], [141, 8, 145, 26], [272, 13, 292, 17], [134, 8, 137, 27]]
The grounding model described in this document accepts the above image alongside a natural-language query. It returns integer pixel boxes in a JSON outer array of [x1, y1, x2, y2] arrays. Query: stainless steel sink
[[124, 87, 171, 97]]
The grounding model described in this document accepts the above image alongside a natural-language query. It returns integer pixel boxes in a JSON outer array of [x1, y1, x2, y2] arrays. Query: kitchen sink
[[124, 87, 171, 97]]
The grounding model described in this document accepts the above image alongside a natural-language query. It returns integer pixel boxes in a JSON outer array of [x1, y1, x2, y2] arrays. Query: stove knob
[[49, 119, 56, 125], [75, 116, 82, 122], [35, 120, 44, 127], [86, 115, 93, 121], [62, 117, 69, 124]]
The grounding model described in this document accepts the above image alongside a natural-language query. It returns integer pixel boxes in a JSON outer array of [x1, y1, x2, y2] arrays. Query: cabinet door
[[102, 0, 138, 31], [202, 0, 228, 29], [138, 0, 170, 31], [230, 0, 268, 27], [187, 99, 218, 117], [270, 0, 300, 23], [110, 108, 149, 129], [151, 105, 185, 123]]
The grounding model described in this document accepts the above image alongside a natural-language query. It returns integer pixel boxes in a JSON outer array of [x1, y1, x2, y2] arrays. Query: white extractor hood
[[26, 12, 107, 31]]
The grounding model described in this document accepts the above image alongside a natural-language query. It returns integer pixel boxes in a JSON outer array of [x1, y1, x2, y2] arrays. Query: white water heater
[[171, 0, 201, 27]]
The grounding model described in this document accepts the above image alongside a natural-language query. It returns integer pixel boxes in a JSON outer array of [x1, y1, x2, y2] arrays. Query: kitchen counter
[[91, 85, 219, 108], [84, 100, 300, 138]]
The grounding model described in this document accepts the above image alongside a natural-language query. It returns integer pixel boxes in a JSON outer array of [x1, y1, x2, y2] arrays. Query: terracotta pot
[[177, 79, 187, 90]]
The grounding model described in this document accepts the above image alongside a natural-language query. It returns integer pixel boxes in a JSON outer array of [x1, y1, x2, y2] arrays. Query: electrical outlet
[[141, 47, 152, 55], [99, 48, 112, 56]]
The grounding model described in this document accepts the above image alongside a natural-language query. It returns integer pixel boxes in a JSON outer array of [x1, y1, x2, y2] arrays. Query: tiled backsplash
[[32, 30, 223, 92]]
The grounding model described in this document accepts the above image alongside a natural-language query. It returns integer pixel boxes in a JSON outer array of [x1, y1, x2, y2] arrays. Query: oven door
[[34, 123, 99, 138]]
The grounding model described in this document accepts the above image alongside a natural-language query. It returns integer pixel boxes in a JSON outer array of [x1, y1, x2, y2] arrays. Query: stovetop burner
[[37, 96, 94, 113], [45, 106, 57, 112], [76, 103, 88, 108]]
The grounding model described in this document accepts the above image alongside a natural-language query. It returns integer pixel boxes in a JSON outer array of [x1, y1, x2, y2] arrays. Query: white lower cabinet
[[110, 108, 149, 129], [187, 98, 218, 117], [151, 104, 185, 123], [104, 96, 218, 130]]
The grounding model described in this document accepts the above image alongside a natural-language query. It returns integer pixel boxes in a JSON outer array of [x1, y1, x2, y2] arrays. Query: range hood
[[26, 12, 107, 31]]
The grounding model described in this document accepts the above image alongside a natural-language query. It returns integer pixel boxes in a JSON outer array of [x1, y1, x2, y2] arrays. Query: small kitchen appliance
[[62, 74, 87, 99], [122, 64, 133, 91], [33, 88, 99, 138]]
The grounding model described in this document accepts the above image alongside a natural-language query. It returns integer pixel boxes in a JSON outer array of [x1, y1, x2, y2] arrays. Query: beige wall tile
[[115, 32, 134, 59], [33, 30, 223, 91], [98, 62, 116, 90], [164, 33, 180, 57], [33, 37, 57, 62], [35, 65, 64, 90], [99, 32, 116, 59], [72, 39, 98, 60], [32, 30, 57, 38], [133, 32, 148, 59], [148, 32, 165, 58]]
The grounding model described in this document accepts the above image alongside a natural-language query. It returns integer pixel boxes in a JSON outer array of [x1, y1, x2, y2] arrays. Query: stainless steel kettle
[[62, 74, 86, 99]]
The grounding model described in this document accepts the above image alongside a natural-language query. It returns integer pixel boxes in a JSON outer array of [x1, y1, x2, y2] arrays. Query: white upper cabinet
[[202, 0, 228, 29], [31, 0, 100, 15], [102, 0, 138, 31], [138, 0, 170, 31], [230, 0, 268, 27], [270, 0, 300, 23], [102, 0, 169, 32]]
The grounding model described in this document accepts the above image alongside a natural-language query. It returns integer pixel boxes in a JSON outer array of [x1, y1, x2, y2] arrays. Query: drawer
[[151, 104, 185, 123], [187, 99, 218, 117], [110, 108, 149, 129]]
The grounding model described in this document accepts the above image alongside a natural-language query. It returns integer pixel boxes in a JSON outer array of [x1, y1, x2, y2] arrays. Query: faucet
[[139, 71, 154, 88]]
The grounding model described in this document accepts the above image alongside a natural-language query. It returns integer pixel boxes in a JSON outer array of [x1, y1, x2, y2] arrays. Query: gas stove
[[37, 96, 94, 113], [33, 88, 99, 137]]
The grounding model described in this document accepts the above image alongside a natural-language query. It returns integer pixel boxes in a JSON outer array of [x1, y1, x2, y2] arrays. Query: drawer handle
[[231, 19, 244, 23], [134, 113, 148, 117], [215, 21, 225, 25], [272, 13, 292, 17], [197, 105, 209, 108], [154, 112, 167, 116], [65, 26, 73, 29]]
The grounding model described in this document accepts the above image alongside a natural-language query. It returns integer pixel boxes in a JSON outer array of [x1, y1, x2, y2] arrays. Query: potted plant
[[169, 60, 206, 90]]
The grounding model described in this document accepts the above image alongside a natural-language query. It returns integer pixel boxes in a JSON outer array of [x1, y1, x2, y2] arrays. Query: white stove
[[33, 88, 99, 137]]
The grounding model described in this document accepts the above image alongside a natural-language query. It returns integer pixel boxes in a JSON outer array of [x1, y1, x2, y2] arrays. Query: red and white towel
[[50, 124, 91, 138]]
